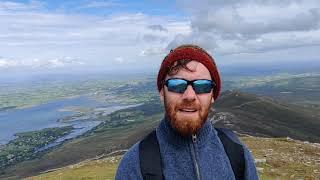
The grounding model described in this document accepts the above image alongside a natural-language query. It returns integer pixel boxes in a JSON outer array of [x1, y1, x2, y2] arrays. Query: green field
[[0, 126, 73, 169], [0, 76, 156, 109]]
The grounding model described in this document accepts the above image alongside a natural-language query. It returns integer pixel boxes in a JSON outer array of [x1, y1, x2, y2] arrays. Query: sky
[[0, 0, 320, 73]]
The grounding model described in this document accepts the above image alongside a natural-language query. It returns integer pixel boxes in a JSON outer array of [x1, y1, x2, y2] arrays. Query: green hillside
[[26, 156, 121, 180], [213, 90, 320, 143], [26, 137, 320, 180]]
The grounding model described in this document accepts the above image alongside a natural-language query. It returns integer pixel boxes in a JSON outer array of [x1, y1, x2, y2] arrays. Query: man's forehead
[[185, 61, 199, 71], [166, 61, 212, 80]]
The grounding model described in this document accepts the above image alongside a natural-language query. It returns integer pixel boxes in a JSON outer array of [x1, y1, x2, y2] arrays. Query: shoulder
[[115, 142, 143, 180]]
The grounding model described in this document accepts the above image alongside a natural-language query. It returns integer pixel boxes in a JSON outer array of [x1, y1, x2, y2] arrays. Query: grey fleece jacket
[[115, 118, 259, 180]]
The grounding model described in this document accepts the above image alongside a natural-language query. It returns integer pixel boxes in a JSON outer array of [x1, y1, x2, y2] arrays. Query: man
[[115, 45, 258, 180]]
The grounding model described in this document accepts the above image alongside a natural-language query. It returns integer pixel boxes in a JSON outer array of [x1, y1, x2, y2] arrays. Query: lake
[[0, 95, 136, 145]]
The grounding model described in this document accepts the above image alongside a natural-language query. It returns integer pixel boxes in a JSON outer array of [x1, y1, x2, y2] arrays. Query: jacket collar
[[157, 116, 214, 148]]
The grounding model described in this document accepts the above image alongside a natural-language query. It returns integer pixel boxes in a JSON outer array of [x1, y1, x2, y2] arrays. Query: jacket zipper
[[191, 134, 201, 180]]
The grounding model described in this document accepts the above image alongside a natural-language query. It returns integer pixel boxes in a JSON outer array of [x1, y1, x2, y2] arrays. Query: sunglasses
[[164, 78, 215, 94]]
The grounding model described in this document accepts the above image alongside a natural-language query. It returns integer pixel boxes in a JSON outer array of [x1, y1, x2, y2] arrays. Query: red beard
[[164, 97, 210, 137]]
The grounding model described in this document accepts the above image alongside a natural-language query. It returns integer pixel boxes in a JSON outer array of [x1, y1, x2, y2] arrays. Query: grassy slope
[[26, 137, 320, 180], [245, 137, 320, 180], [25, 156, 121, 180]]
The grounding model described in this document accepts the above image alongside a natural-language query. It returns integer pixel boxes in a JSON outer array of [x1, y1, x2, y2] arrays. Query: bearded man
[[115, 45, 258, 180]]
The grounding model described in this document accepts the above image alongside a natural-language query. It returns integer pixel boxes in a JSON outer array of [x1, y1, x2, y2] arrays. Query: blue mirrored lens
[[193, 80, 213, 94], [165, 79, 213, 94], [167, 79, 187, 93]]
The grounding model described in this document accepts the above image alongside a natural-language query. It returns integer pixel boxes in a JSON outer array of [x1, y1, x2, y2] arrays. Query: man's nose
[[182, 85, 196, 101]]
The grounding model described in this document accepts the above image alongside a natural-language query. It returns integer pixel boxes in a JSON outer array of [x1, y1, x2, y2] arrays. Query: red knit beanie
[[157, 44, 221, 100]]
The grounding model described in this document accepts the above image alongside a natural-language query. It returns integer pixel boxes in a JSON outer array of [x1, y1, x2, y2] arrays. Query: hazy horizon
[[1, 59, 320, 87]]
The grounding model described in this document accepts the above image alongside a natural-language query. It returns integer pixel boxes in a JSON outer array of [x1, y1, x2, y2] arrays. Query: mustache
[[176, 100, 201, 110]]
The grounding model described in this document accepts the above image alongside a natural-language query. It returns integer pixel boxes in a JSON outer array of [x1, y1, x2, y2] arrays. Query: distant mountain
[[212, 90, 320, 143], [238, 74, 320, 108], [1, 90, 319, 179]]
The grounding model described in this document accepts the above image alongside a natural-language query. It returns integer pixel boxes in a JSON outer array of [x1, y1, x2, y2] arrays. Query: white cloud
[[139, 47, 166, 56], [2, 0, 317, 72], [172, 0, 320, 62], [77, 1, 122, 9], [0, 3, 190, 71], [0, 57, 18, 68], [0, 0, 44, 11], [147, 25, 168, 32], [0, 56, 84, 70], [115, 57, 124, 63]]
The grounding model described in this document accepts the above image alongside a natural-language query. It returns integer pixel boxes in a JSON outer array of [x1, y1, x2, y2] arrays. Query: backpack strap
[[216, 128, 245, 180], [139, 130, 163, 180]]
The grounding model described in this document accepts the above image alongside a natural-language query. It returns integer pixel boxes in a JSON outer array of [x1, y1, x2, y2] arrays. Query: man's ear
[[159, 88, 164, 102]]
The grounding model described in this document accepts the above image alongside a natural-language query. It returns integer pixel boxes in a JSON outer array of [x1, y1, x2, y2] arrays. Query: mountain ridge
[[212, 90, 320, 143]]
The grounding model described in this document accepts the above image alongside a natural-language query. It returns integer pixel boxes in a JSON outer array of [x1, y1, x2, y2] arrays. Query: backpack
[[139, 128, 245, 180]]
